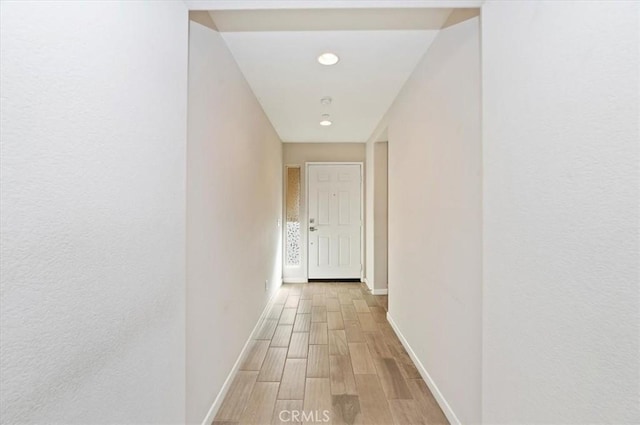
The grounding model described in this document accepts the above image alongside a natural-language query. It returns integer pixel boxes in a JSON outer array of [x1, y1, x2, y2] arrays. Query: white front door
[[307, 164, 362, 279]]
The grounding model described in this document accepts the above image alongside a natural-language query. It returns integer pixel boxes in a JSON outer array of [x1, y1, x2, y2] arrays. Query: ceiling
[[209, 9, 453, 143]]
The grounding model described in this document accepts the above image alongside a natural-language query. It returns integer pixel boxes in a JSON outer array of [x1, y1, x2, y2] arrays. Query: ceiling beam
[[185, 1, 484, 11], [208, 8, 454, 31]]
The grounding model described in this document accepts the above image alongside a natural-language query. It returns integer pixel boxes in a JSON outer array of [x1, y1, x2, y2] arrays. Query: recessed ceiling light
[[318, 53, 339, 66], [320, 114, 332, 126], [320, 97, 332, 105]]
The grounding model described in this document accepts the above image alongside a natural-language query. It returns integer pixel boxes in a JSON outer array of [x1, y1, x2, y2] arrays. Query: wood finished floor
[[213, 283, 448, 425]]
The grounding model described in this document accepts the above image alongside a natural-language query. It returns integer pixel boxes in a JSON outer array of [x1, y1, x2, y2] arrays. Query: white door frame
[[305, 162, 364, 281]]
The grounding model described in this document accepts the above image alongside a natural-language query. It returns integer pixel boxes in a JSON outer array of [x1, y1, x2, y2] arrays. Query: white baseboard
[[386, 313, 461, 425], [282, 277, 307, 284], [371, 288, 388, 295], [362, 277, 373, 292], [201, 289, 279, 425]]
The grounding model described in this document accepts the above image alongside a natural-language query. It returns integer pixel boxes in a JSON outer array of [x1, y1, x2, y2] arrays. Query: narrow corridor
[[213, 283, 448, 425]]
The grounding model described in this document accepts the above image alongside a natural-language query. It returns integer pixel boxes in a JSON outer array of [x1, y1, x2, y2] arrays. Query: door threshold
[[308, 278, 362, 283]]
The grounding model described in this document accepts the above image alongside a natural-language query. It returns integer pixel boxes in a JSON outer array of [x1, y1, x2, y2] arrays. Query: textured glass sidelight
[[286, 167, 301, 266]]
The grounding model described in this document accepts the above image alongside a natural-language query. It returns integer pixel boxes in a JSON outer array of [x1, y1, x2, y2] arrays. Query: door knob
[[310, 227, 318, 232]]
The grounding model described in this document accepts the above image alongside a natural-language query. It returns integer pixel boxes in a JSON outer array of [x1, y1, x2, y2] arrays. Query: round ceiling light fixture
[[320, 114, 332, 126], [317, 52, 339, 66]]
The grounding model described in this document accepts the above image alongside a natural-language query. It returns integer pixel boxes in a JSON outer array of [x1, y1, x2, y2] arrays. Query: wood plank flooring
[[213, 283, 448, 425]]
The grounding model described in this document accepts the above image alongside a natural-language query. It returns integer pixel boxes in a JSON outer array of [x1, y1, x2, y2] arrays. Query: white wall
[[481, 2, 640, 423], [282, 143, 365, 282], [386, 16, 482, 424], [0, 2, 188, 423], [187, 19, 283, 424]]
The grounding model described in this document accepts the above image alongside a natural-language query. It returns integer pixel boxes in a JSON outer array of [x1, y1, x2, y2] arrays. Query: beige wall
[[283, 143, 365, 164], [187, 20, 283, 424], [365, 140, 389, 293], [283, 143, 365, 282], [373, 142, 388, 291], [386, 16, 481, 424], [365, 141, 375, 290]]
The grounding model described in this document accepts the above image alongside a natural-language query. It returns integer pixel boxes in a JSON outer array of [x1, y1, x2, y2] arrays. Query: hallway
[[1, 1, 638, 424], [213, 283, 447, 425]]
